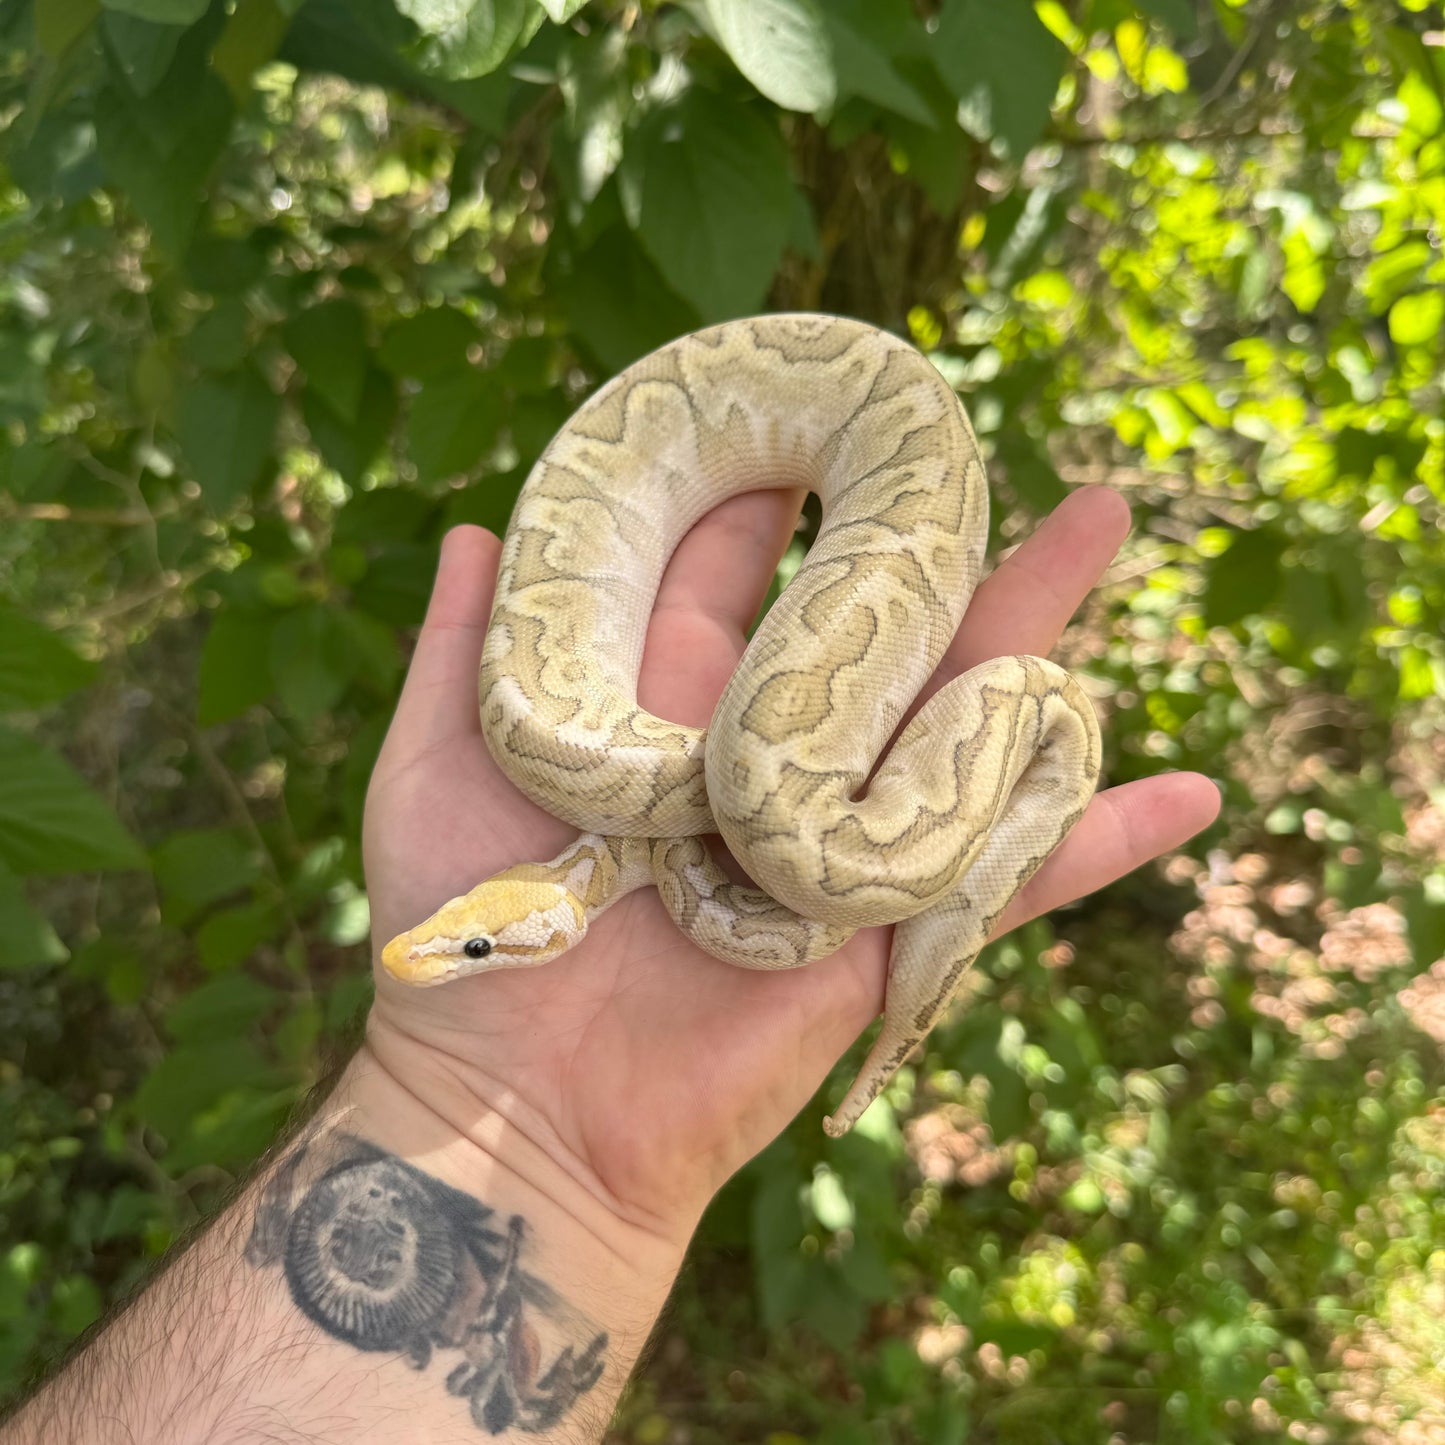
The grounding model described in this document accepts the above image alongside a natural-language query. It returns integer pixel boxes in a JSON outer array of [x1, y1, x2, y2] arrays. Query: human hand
[[361, 486, 1219, 1249]]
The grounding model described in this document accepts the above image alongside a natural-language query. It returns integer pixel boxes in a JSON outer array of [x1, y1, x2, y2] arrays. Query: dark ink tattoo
[[245, 1130, 608, 1435]]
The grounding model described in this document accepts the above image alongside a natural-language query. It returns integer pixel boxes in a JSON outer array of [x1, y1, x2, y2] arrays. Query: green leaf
[[553, 225, 700, 373], [550, 29, 628, 210], [1137, 0, 1198, 41], [786, 181, 822, 262], [196, 900, 281, 972], [539, 0, 587, 17], [395, 0, 537, 79], [935, 0, 1066, 158], [1334, 427, 1426, 489], [284, 298, 368, 423], [629, 90, 794, 322], [8, 104, 105, 206], [186, 231, 267, 293], [0, 606, 95, 713], [809, 1165, 855, 1231], [406, 366, 503, 483], [1397, 644, 1440, 700], [974, 1320, 1057, 1355], [185, 299, 250, 372], [351, 543, 436, 626], [326, 971, 375, 1034], [38, 0, 100, 56], [1281, 236, 1326, 312], [302, 367, 397, 484], [1202, 527, 1287, 628], [100, 0, 208, 20], [1405, 891, 1445, 973], [278, 0, 425, 88], [495, 335, 556, 394], [94, 69, 233, 252], [0, 728, 146, 875], [160, 1083, 298, 1174], [823, 0, 934, 126], [986, 1066, 1030, 1140], [335, 610, 401, 693], [69, 939, 149, 1004], [1388, 290, 1444, 347], [177, 368, 280, 509], [749, 1148, 803, 1240], [1398, 65, 1444, 144], [995, 430, 1068, 512], [324, 891, 371, 946], [334, 486, 435, 543], [132, 1038, 285, 1142], [1334, 426, 1389, 482], [836, 1237, 894, 1301], [441, 471, 527, 540], [49, 1276, 103, 1340], [378, 305, 480, 378], [198, 611, 274, 726], [510, 393, 571, 470], [799, 1268, 868, 1350], [887, 102, 972, 212], [269, 605, 352, 721], [101, 12, 186, 95], [0, 865, 68, 969], [1063, 1175, 1107, 1213], [166, 972, 279, 1044], [152, 827, 262, 924], [96, 1185, 164, 1242], [211, 0, 292, 104], [1363, 240, 1432, 313], [703, 0, 836, 113]]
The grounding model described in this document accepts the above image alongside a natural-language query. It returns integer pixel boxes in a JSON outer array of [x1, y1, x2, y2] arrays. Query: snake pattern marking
[[382, 313, 1102, 1137]]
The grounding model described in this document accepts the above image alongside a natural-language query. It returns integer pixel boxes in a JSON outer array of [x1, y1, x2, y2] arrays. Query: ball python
[[381, 314, 1102, 1137]]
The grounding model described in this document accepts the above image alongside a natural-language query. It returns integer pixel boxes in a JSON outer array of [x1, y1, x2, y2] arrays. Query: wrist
[[5, 1036, 683, 1445], [343, 1032, 691, 1294], [325, 1034, 687, 1434], [362, 1004, 715, 1249], [237, 1038, 686, 1441]]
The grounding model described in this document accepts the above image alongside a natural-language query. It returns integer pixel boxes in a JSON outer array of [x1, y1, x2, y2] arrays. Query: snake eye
[[463, 938, 493, 960]]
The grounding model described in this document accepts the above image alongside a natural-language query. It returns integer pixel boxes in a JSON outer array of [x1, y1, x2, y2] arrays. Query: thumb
[[389, 525, 502, 750]]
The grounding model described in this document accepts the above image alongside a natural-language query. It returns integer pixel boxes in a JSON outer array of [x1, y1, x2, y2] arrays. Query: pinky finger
[[989, 773, 1222, 940]]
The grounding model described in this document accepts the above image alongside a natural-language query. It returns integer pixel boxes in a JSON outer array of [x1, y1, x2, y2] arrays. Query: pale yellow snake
[[381, 314, 1102, 1136]]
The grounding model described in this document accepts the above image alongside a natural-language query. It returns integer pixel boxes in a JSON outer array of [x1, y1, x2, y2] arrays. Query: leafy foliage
[[1, 0, 1444, 1438]]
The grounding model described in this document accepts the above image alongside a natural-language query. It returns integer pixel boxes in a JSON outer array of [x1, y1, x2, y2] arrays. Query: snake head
[[381, 876, 587, 986]]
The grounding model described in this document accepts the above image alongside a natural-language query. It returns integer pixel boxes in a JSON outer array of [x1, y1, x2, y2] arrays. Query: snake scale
[[382, 314, 1102, 1136]]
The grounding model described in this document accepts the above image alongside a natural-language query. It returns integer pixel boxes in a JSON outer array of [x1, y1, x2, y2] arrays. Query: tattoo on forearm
[[244, 1130, 608, 1435]]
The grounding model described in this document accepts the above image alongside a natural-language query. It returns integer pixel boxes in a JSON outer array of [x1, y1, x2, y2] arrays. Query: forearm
[[3, 1044, 686, 1445]]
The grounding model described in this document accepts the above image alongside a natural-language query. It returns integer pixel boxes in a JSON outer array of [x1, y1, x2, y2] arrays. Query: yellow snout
[[381, 877, 587, 986]]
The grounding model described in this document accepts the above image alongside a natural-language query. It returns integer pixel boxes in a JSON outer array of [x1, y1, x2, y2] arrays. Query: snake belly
[[435, 314, 1101, 1135]]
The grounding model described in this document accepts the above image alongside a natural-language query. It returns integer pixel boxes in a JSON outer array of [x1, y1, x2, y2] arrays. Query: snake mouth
[[380, 937, 460, 987], [400, 965, 457, 987]]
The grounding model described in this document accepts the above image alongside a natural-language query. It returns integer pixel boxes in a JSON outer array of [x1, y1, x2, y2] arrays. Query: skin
[[363, 485, 1221, 1241]]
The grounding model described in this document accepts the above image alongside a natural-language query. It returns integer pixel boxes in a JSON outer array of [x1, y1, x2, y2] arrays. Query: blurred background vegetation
[[0, 0, 1442, 1438]]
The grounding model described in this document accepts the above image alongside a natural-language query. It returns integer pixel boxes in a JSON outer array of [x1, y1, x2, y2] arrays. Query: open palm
[[362, 485, 1219, 1236]]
